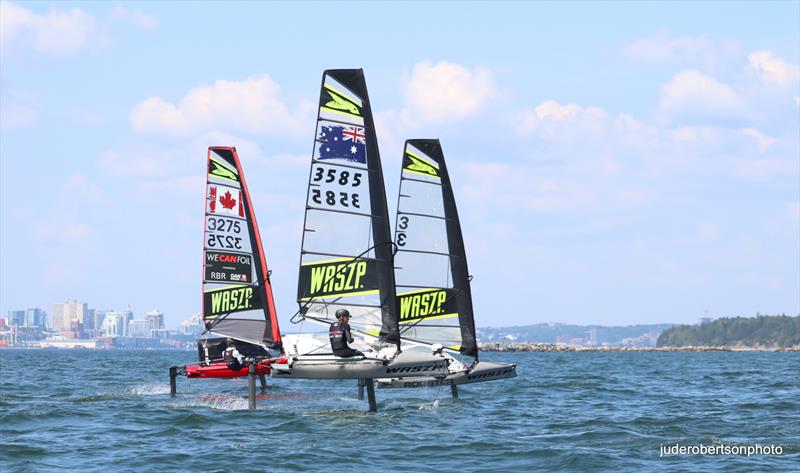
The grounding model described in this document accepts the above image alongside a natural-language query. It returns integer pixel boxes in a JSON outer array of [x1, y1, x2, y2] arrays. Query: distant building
[[147, 310, 165, 333], [101, 312, 124, 337], [82, 309, 106, 337], [52, 299, 88, 334], [698, 317, 713, 325], [99, 307, 135, 337], [25, 308, 47, 328], [180, 313, 204, 337], [127, 319, 149, 338], [7, 310, 25, 327], [588, 327, 598, 346], [69, 319, 85, 339], [151, 328, 170, 339]]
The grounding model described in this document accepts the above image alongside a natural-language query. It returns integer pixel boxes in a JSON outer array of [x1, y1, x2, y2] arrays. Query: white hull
[[375, 361, 517, 388], [271, 350, 450, 380]]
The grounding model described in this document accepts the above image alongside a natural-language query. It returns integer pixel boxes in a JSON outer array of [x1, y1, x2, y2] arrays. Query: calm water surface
[[1, 350, 798, 472]]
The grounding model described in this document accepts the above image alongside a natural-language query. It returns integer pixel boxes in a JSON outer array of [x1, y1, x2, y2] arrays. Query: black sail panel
[[297, 69, 399, 347], [202, 147, 282, 349], [394, 139, 477, 358]]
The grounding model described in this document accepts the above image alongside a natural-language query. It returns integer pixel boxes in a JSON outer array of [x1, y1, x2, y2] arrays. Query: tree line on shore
[[656, 314, 800, 348]]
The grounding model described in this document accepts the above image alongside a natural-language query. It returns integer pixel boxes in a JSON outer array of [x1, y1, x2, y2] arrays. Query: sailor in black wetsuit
[[329, 309, 364, 358], [222, 338, 244, 370]]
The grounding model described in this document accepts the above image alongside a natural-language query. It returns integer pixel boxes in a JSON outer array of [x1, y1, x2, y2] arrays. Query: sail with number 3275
[[184, 146, 282, 378]]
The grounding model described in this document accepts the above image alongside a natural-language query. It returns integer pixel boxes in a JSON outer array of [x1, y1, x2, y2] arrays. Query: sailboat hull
[[185, 361, 271, 379], [270, 350, 450, 380], [375, 361, 517, 388]]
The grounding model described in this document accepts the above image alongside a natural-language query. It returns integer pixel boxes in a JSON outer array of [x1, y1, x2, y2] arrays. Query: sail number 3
[[396, 216, 409, 246]]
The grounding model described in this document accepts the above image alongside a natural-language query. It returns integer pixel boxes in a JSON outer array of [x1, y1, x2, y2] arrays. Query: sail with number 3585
[[271, 69, 449, 382], [295, 69, 399, 346]]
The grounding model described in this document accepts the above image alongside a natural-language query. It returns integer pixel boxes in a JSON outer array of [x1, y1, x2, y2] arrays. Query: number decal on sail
[[311, 165, 363, 188], [207, 234, 243, 249], [311, 189, 360, 208], [396, 216, 410, 247], [309, 164, 365, 211], [207, 217, 242, 234]]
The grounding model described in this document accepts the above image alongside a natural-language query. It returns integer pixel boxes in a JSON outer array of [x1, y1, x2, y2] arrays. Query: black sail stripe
[[394, 139, 478, 358], [296, 69, 399, 346]]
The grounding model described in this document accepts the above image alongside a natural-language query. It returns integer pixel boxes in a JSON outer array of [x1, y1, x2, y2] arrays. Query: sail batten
[[296, 69, 399, 348], [201, 147, 281, 349], [394, 140, 478, 358]]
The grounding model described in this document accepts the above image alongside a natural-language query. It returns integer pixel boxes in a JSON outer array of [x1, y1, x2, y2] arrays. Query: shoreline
[[478, 343, 800, 352]]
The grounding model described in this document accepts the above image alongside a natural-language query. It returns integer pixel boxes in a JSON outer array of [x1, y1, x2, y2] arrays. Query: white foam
[[128, 384, 172, 396], [419, 399, 440, 411]]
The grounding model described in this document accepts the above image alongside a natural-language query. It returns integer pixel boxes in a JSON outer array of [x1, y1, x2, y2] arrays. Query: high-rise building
[[101, 312, 125, 337], [99, 307, 135, 337], [87, 309, 107, 337], [127, 319, 149, 338], [146, 310, 165, 333], [7, 310, 25, 327], [25, 308, 46, 328], [52, 299, 88, 333], [180, 313, 204, 337]]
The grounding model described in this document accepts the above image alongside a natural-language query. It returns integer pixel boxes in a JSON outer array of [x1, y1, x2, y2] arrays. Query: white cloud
[[130, 75, 307, 137], [622, 31, 723, 66], [658, 70, 744, 123], [698, 223, 719, 241], [732, 157, 797, 181], [747, 51, 800, 87], [741, 128, 777, 152], [0, 104, 36, 128], [514, 100, 609, 137], [111, 5, 158, 30], [737, 274, 784, 289], [141, 176, 205, 194], [0, 2, 100, 54], [63, 174, 101, 198], [98, 149, 173, 177], [401, 60, 495, 125], [787, 202, 800, 220]]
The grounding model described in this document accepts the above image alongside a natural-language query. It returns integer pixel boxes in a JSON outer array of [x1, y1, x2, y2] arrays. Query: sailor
[[222, 338, 244, 371], [329, 309, 364, 358]]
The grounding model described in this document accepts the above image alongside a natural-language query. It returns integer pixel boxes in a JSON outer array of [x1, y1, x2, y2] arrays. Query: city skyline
[[1, 2, 798, 329]]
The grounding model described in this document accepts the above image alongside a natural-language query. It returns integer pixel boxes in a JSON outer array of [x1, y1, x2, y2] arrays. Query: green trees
[[656, 314, 800, 348]]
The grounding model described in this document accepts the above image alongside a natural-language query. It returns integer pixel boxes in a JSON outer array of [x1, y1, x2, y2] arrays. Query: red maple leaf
[[219, 190, 237, 210]]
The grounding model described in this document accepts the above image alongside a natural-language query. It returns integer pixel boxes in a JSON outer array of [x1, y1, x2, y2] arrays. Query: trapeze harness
[[223, 346, 243, 371], [329, 321, 362, 358]]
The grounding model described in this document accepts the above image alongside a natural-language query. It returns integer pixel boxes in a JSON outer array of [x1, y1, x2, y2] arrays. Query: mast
[[296, 69, 399, 348], [394, 140, 478, 358], [201, 147, 282, 349]]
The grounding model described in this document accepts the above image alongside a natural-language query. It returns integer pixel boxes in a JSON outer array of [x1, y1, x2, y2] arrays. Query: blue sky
[[1, 1, 798, 329]]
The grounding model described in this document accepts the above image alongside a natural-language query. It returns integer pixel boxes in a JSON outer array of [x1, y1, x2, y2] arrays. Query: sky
[[1, 1, 798, 329]]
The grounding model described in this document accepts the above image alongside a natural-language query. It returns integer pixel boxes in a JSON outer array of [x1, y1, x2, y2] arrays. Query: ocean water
[[1, 350, 798, 472]]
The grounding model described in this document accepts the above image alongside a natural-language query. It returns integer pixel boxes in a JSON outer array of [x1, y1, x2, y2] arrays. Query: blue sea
[[1, 350, 798, 472]]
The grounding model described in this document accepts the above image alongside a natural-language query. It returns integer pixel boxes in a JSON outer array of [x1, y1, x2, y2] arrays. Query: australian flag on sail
[[317, 123, 367, 164]]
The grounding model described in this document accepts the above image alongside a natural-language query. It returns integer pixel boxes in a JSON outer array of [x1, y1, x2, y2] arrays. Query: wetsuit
[[223, 346, 244, 370], [329, 320, 364, 358]]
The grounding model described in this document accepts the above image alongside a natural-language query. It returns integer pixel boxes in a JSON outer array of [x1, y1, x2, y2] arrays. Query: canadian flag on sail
[[207, 185, 245, 218]]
